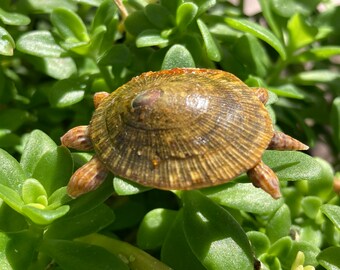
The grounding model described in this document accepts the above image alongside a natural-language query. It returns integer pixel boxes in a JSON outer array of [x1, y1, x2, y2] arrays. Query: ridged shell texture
[[89, 68, 273, 189]]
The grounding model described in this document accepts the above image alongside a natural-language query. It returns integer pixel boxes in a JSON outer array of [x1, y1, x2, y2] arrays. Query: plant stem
[[78, 233, 172, 270], [114, 0, 129, 20], [267, 58, 287, 85], [98, 65, 115, 90]]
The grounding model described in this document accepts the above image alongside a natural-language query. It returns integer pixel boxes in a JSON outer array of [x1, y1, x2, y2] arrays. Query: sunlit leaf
[[51, 8, 89, 42], [197, 19, 221, 61], [0, 8, 30, 25], [183, 191, 254, 270], [16, 31, 65, 57], [287, 13, 318, 52], [162, 44, 196, 69], [321, 204, 340, 230], [20, 130, 57, 175], [137, 208, 177, 249], [136, 29, 169, 48], [0, 26, 15, 56], [317, 247, 340, 270], [225, 17, 286, 60], [0, 149, 27, 191]]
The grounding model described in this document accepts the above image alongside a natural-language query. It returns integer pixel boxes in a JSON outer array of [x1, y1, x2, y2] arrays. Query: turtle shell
[[89, 68, 273, 190]]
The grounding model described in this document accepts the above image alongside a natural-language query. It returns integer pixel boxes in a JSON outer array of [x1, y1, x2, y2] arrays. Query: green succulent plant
[[0, 0, 339, 269]]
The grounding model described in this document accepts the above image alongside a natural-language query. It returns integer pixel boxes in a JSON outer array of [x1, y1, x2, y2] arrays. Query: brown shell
[[89, 68, 273, 190]]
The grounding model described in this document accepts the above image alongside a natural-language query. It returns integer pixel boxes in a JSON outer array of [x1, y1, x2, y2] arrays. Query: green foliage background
[[0, 0, 339, 269]]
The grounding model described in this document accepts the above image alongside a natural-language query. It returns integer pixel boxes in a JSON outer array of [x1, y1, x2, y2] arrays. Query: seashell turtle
[[61, 68, 308, 198]]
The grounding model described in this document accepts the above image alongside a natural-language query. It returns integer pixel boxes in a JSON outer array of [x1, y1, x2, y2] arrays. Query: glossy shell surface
[[89, 68, 273, 189]]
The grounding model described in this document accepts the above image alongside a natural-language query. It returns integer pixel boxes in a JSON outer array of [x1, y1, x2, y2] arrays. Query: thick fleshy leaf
[[22, 0, 76, 13], [323, 218, 340, 246], [0, 233, 12, 269], [197, 19, 221, 61], [20, 130, 57, 175], [45, 204, 114, 239], [91, 0, 117, 31], [225, 17, 286, 60], [98, 44, 131, 67], [0, 26, 15, 56], [331, 97, 340, 150], [270, 0, 320, 17], [0, 149, 27, 191], [0, 203, 27, 232], [285, 241, 320, 268], [137, 208, 177, 250], [16, 30, 65, 57], [301, 196, 322, 219], [51, 8, 89, 43], [0, 8, 30, 25], [287, 13, 318, 52], [267, 236, 292, 258], [136, 29, 169, 48], [191, 0, 216, 15], [261, 254, 282, 270], [182, 190, 254, 270], [21, 178, 48, 206], [176, 2, 198, 30], [48, 187, 71, 209], [293, 46, 340, 63], [77, 0, 103, 6], [60, 40, 90, 55], [232, 34, 270, 77], [113, 177, 151, 195], [299, 221, 323, 247], [266, 204, 291, 243], [257, 0, 281, 39], [145, 3, 173, 29], [40, 239, 129, 270], [293, 70, 340, 85], [161, 210, 206, 270], [22, 205, 69, 225], [247, 231, 270, 257], [160, 0, 182, 15], [124, 11, 155, 36], [162, 44, 195, 69], [320, 204, 340, 230], [49, 78, 86, 107], [269, 84, 305, 99], [0, 183, 24, 213], [0, 230, 40, 270], [31, 146, 73, 196], [202, 181, 283, 215], [317, 246, 340, 270], [36, 57, 77, 80], [262, 151, 322, 182], [269, 238, 319, 269], [306, 158, 334, 199]]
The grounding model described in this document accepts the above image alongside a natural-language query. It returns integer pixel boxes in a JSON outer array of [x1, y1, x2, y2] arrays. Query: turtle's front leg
[[67, 155, 109, 198], [247, 160, 281, 199], [61, 125, 93, 151]]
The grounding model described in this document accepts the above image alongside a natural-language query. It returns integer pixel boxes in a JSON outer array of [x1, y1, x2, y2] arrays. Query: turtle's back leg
[[247, 160, 281, 199], [252, 87, 269, 104], [67, 155, 109, 198], [268, 131, 309, 150]]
